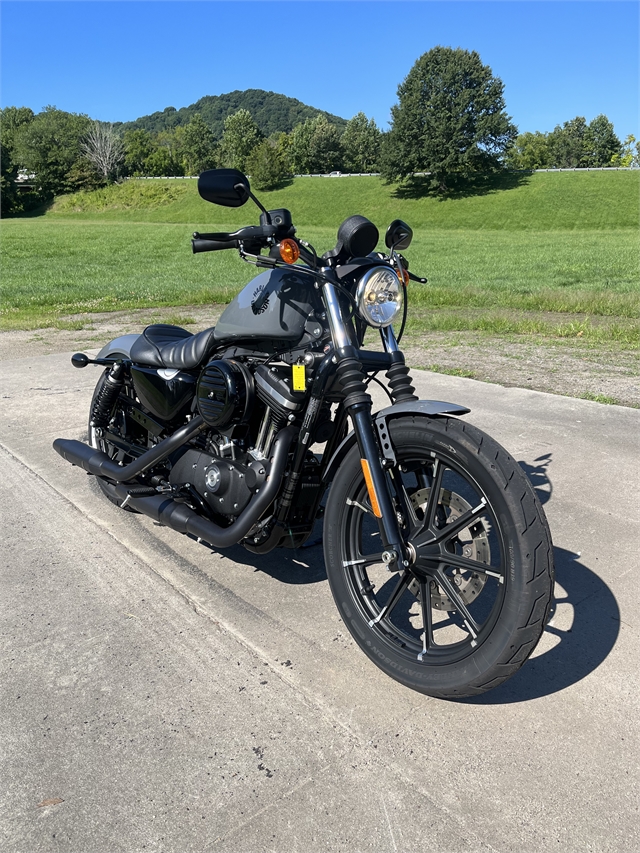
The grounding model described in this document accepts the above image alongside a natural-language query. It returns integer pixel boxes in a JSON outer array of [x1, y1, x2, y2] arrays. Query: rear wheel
[[323, 415, 554, 699]]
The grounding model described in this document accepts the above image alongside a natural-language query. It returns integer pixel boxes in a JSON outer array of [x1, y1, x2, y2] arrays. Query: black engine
[[168, 445, 268, 517]]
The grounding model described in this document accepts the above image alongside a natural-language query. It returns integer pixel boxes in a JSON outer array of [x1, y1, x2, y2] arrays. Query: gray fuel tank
[[214, 267, 320, 345]]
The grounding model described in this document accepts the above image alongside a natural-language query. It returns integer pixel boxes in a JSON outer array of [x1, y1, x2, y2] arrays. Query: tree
[[1, 106, 35, 214], [124, 128, 155, 175], [181, 113, 217, 175], [81, 121, 124, 182], [11, 106, 92, 198], [289, 115, 343, 173], [381, 46, 517, 191], [307, 116, 343, 173], [245, 138, 290, 190], [504, 131, 552, 170], [271, 131, 293, 171], [548, 117, 588, 168], [611, 134, 639, 168], [219, 109, 263, 172], [65, 157, 106, 192], [143, 146, 183, 177], [341, 112, 381, 173], [584, 115, 621, 167], [289, 118, 317, 173]]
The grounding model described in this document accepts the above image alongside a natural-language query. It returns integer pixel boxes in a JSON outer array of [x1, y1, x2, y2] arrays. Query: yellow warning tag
[[292, 363, 306, 392]]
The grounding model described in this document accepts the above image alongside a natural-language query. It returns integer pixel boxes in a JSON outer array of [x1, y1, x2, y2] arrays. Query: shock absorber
[[90, 362, 126, 428]]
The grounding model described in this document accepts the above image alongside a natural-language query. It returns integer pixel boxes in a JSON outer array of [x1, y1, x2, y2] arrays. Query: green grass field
[[1, 172, 638, 339]]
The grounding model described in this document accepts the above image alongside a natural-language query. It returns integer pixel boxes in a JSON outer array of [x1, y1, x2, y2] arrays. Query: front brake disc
[[408, 488, 490, 611]]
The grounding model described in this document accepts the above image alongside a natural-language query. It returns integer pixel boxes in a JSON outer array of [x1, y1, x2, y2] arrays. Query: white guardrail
[[125, 167, 636, 180]]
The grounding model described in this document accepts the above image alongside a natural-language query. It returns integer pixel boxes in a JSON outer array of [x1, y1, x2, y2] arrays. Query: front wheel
[[323, 415, 554, 699]]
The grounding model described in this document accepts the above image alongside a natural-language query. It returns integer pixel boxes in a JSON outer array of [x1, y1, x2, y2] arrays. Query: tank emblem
[[251, 283, 270, 315]]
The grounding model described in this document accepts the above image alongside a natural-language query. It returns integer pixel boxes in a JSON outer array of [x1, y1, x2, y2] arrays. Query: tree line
[[2, 46, 638, 216]]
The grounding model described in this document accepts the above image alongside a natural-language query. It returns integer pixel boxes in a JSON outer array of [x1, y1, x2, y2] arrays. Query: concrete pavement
[[1, 350, 638, 852]]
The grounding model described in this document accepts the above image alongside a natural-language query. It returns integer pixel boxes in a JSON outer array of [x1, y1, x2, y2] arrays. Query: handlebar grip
[[192, 238, 238, 253]]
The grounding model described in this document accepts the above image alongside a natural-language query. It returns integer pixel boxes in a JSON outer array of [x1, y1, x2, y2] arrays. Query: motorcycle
[[54, 168, 554, 699]]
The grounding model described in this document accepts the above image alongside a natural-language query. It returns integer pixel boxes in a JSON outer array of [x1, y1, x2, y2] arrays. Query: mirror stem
[[235, 182, 271, 224]]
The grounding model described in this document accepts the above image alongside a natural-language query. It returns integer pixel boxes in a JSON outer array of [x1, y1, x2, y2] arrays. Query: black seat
[[130, 324, 218, 370]]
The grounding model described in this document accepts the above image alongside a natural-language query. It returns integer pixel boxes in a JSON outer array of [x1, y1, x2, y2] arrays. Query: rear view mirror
[[198, 169, 251, 207], [385, 219, 413, 250]]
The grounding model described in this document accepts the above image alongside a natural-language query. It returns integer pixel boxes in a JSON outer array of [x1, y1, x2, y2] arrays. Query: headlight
[[355, 266, 404, 328]]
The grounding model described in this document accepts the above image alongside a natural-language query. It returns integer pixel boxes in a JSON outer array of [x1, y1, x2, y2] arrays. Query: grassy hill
[[46, 171, 640, 230], [117, 89, 348, 138], [2, 171, 638, 335]]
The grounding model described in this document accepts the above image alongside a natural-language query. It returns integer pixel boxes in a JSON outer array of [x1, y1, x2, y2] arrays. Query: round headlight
[[355, 266, 404, 328]]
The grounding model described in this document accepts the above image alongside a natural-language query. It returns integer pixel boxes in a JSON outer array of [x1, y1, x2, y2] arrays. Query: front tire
[[323, 415, 554, 699]]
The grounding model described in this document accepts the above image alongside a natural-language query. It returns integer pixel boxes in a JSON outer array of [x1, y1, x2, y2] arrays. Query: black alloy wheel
[[323, 415, 554, 699]]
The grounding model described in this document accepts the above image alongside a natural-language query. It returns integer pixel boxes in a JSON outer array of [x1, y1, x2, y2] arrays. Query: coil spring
[[90, 364, 125, 428]]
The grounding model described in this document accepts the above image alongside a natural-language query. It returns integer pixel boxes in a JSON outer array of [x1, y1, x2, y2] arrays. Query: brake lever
[[407, 271, 428, 284]]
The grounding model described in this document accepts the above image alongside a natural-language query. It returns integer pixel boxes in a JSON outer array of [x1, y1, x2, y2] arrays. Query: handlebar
[[192, 224, 278, 254], [192, 237, 238, 253]]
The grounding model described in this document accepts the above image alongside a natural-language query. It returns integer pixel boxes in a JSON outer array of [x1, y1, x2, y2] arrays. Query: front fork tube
[[349, 403, 408, 568], [322, 278, 408, 568]]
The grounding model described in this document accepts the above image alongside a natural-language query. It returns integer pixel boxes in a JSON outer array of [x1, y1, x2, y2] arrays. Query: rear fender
[[321, 399, 470, 483], [96, 334, 140, 360]]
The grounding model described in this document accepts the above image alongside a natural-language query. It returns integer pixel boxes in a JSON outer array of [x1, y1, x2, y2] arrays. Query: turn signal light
[[398, 267, 410, 286], [279, 239, 300, 264]]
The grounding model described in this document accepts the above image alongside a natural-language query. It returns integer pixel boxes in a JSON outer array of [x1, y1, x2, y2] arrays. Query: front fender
[[321, 399, 470, 483]]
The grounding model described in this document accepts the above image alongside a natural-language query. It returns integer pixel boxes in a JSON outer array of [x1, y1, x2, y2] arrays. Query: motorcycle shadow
[[461, 545, 620, 704], [460, 453, 620, 704], [197, 520, 329, 586]]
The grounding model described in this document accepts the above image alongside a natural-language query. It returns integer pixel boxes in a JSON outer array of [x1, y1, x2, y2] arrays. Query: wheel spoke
[[435, 569, 481, 639], [432, 498, 487, 545], [346, 496, 374, 516], [418, 578, 433, 660], [389, 470, 420, 533], [368, 570, 411, 626], [419, 458, 444, 535], [439, 552, 504, 583], [343, 552, 384, 569]]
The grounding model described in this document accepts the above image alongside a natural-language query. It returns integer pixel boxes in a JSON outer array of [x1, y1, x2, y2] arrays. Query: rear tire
[[323, 415, 554, 699]]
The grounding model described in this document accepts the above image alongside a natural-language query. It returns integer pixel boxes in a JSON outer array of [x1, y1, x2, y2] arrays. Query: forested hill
[[118, 89, 348, 138]]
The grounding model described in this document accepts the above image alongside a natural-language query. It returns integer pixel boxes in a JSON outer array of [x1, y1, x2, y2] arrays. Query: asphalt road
[[1, 351, 638, 852]]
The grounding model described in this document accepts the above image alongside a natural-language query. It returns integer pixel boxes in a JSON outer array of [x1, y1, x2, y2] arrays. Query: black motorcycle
[[54, 168, 554, 699]]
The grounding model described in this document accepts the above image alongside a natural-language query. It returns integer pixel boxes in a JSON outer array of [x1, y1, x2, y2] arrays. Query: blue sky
[[1, 1, 638, 138]]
